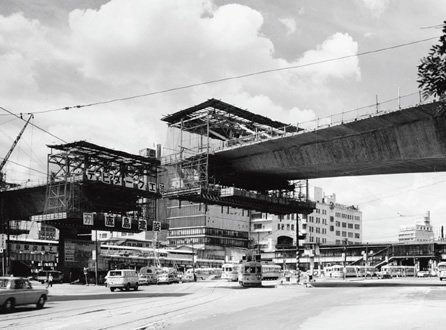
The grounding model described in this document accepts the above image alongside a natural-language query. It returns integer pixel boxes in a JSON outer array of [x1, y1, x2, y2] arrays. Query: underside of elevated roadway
[[210, 101, 446, 190]]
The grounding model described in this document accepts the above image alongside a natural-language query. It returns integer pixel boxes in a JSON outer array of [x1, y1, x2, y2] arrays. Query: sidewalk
[[33, 281, 107, 296]]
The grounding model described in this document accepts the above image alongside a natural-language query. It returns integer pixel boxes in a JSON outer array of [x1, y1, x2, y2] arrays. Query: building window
[[336, 230, 340, 236], [342, 222, 347, 228], [254, 224, 262, 230], [355, 224, 360, 230], [342, 231, 346, 237]]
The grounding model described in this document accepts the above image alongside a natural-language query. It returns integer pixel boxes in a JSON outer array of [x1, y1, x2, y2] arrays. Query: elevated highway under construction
[[1, 98, 446, 277], [4, 98, 446, 221]]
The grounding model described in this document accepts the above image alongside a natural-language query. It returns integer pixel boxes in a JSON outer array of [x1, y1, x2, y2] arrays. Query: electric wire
[[0, 106, 66, 143], [0, 35, 440, 117]]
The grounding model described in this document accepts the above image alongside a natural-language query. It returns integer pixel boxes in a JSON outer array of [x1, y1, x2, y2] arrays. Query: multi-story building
[[305, 187, 362, 245], [251, 187, 363, 256], [398, 211, 434, 243], [166, 200, 250, 263]]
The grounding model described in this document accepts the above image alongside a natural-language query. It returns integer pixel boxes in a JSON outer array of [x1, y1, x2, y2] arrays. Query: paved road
[[0, 278, 445, 330]]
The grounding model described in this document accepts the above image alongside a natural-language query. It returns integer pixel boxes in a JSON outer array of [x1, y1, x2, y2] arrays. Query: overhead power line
[[0, 106, 66, 143], [2, 35, 440, 116], [0, 158, 47, 175]]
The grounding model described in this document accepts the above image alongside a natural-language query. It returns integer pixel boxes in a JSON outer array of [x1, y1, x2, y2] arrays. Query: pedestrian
[[47, 273, 53, 288]]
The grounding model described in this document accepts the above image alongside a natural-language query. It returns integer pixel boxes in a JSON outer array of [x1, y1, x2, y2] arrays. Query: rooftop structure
[[398, 211, 434, 243]]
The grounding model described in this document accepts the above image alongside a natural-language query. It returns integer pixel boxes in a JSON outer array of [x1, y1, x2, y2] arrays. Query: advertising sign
[[104, 213, 115, 228], [64, 239, 95, 268], [83, 213, 94, 226]]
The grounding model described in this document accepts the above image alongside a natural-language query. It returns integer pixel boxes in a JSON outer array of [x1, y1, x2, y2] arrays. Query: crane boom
[[0, 114, 34, 173]]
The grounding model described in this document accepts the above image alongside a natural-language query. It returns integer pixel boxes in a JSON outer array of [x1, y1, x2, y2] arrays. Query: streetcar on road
[[222, 263, 240, 282], [261, 264, 282, 280], [238, 261, 262, 287]]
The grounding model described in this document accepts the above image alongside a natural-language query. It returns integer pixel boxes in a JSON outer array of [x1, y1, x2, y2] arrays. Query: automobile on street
[[0, 276, 48, 313]]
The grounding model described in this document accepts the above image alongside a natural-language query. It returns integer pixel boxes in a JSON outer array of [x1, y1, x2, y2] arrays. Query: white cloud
[[296, 32, 361, 84], [0, 0, 363, 185], [361, 0, 390, 18], [279, 17, 297, 35]]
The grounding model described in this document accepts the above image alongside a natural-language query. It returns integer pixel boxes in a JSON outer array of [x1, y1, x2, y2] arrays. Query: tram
[[261, 264, 282, 280], [238, 261, 262, 287], [222, 263, 240, 282], [328, 265, 358, 278], [356, 266, 377, 277]]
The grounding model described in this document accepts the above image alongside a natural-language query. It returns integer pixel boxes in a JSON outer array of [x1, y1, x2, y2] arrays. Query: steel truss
[[161, 99, 315, 215]]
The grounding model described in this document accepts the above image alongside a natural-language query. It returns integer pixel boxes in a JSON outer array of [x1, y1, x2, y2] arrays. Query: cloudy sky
[[1, 0, 445, 242]]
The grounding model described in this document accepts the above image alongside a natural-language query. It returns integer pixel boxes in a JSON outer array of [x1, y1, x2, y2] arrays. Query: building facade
[[251, 187, 363, 256], [165, 200, 250, 263], [398, 211, 434, 243], [305, 187, 363, 245]]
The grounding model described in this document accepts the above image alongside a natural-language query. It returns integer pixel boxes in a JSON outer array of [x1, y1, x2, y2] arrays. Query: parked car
[[417, 271, 430, 277], [157, 271, 180, 284], [138, 274, 156, 285], [0, 276, 48, 313], [36, 270, 63, 284]]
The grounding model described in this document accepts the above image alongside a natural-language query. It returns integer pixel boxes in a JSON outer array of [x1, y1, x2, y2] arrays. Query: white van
[[105, 269, 139, 292], [438, 262, 446, 281]]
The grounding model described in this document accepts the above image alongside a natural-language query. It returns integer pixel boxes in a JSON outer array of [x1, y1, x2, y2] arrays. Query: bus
[[438, 262, 446, 281], [382, 265, 416, 277], [222, 263, 240, 282], [238, 261, 262, 287], [262, 264, 282, 280], [183, 268, 222, 281]]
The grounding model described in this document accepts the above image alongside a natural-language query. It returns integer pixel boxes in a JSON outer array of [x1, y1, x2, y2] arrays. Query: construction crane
[[0, 114, 34, 187]]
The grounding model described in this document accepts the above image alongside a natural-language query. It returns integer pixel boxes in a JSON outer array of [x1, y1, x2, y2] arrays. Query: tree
[[417, 21, 446, 100]]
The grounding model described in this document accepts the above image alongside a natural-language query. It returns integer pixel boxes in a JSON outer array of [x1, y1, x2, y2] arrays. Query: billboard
[[64, 239, 95, 268]]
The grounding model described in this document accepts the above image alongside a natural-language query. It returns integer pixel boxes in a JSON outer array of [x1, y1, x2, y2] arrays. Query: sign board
[[0, 234, 6, 251], [64, 239, 95, 268], [83, 213, 94, 226]]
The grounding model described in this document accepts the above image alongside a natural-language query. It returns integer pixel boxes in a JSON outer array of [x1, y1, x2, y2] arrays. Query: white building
[[304, 187, 362, 245], [250, 187, 363, 253], [398, 211, 434, 242]]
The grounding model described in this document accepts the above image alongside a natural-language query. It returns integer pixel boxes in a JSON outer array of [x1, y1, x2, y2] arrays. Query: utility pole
[[94, 230, 98, 285], [296, 214, 301, 284], [343, 238, 348, 280], [257, 232, 260, 255]]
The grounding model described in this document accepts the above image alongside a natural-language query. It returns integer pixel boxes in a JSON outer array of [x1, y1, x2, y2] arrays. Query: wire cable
[[0, 36, 440, 117], [0, 157, 47, 175], [0, 106, 66, 143]]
